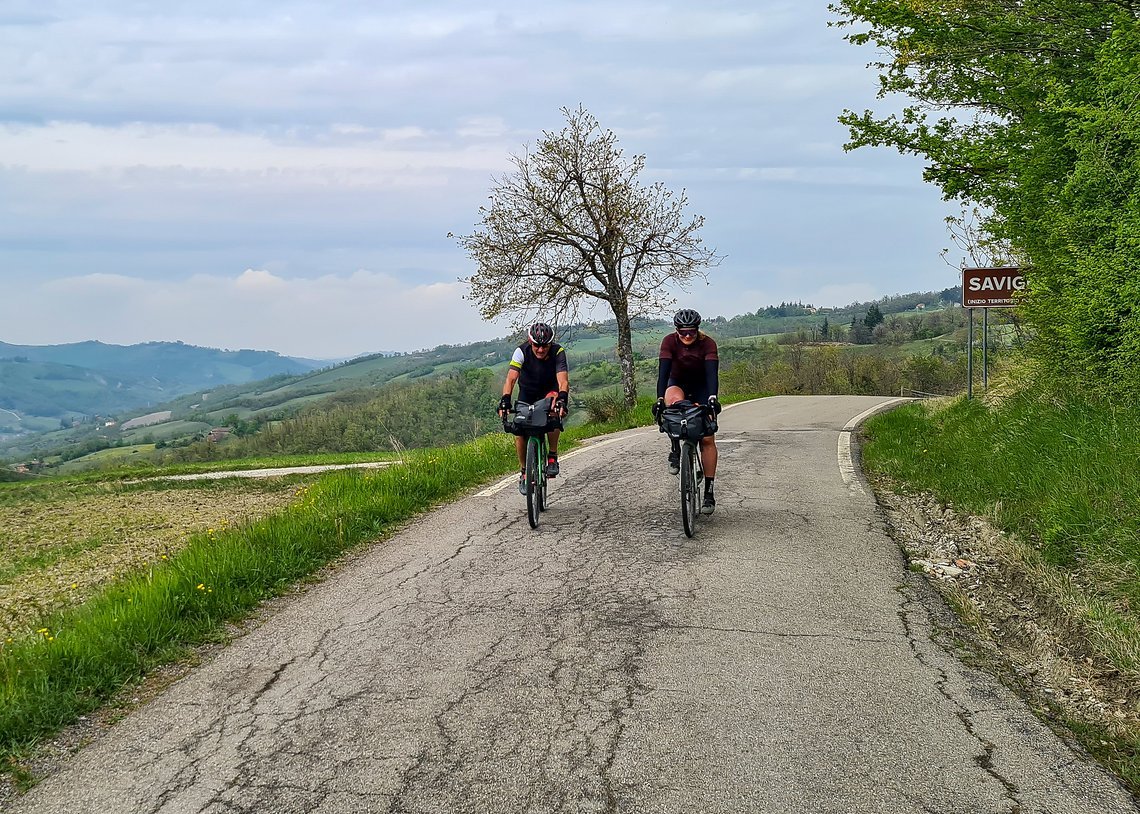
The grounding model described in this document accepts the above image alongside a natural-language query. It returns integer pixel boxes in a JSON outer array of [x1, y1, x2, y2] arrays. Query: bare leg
[[700, 436, 718, 478], [515, 435, 526, 469], [547, 429, 560, 455]]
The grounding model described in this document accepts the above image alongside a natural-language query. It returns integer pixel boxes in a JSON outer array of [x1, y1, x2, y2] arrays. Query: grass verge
[[861, 389, 1140, 793]]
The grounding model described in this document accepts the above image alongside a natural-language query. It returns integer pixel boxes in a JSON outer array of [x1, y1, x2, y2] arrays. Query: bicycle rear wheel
[[680, 442, 699, 537], [525, 437, 540, 528]]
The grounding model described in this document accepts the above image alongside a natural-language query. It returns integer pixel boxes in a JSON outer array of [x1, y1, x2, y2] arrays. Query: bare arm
[[502, 368, 520, 397]]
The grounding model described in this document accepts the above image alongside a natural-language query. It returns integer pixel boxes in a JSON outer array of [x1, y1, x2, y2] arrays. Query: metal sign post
[[962, 267, 1022, 399], [967, 308, 974, 399], [983, 307, 989, 391]]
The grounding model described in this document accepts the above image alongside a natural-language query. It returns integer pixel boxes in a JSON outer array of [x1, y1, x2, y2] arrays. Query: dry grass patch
[[0, 481, 302, 638]]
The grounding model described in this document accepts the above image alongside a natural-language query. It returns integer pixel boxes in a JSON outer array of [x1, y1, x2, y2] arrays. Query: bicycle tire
[[681, 442, 698, 537], [538, 437, 549, 512], [526, 437, 540, 528]]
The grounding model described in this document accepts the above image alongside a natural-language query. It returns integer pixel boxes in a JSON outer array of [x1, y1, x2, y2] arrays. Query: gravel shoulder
[[872, 480, 1140, 793]]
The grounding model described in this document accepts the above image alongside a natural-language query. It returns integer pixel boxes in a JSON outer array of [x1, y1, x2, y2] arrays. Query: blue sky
[[0, 1, 960, 359]]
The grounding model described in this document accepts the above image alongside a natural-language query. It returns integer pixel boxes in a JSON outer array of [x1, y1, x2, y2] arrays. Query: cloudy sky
[[0, 1, 961, 359]]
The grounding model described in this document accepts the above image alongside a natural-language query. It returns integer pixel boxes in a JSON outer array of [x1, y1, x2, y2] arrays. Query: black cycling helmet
[[673, 309, 702, 330], [527, 322, 555, 346]]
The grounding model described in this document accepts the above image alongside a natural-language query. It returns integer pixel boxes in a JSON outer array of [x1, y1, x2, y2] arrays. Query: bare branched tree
[[452, 106, 721, 406], [939, 204, 1020, 270]]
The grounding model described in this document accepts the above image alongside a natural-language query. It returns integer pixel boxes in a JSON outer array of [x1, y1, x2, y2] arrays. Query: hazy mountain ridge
[[0, 340, 323, 433]]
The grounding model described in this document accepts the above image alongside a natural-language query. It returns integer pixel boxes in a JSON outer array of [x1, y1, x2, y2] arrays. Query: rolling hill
[[0, 287, 965, 463], [0, 340, 323, 436]]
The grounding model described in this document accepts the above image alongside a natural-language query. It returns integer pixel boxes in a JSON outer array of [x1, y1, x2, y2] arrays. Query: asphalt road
[[10, 396, 1137, 814]]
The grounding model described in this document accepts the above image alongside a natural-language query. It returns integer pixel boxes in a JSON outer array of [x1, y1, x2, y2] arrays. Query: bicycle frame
[[504, 411, 558, 529], [523, 431, 549, 528], [656, 403, 711, 538]]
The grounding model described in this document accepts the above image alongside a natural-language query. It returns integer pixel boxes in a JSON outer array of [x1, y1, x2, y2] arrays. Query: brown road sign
[[962, 267, 1024, 307]]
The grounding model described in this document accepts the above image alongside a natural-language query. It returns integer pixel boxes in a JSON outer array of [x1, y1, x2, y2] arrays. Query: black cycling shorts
[[519, 387, 558, 405], [667, 379, 709, 406]]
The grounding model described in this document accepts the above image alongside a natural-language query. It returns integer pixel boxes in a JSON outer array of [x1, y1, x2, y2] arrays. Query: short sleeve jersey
[[509, 342, 568, 400], [659, 333, 718, 386]]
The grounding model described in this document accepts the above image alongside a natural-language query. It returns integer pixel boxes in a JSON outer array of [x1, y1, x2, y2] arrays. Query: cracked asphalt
[[8, 395, 1137, 814]]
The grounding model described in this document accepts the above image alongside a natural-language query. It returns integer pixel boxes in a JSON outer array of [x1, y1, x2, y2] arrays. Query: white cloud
[[10, 269, 496, 358], [0, 1, 959, 356], [0, 122, 511, 174]]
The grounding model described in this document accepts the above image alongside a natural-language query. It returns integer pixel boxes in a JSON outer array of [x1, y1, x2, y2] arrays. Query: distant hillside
[[0, 286, 963, 462], [0, 340, 322, 436]]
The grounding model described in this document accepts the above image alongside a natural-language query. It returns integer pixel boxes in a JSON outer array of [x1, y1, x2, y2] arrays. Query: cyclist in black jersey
[[497, 322, 570, 494], [652, 309, 721, 514]]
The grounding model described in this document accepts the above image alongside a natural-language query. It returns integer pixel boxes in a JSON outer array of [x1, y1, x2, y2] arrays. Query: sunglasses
[[677, 329, 698, 338], [530, 341, 552, 349]]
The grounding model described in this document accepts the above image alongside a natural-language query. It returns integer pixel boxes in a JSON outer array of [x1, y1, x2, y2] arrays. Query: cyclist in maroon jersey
[[651, 309, 721, 514]]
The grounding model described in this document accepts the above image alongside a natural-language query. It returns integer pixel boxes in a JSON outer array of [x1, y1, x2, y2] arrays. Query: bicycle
[[503, 397, 561, 529], [657, 401, 716, 538]]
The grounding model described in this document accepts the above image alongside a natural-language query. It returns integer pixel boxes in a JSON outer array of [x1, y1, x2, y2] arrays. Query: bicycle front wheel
[[537, 438, 549, 512], [526, 437, 541, 529], [680, 442, 698, 538]]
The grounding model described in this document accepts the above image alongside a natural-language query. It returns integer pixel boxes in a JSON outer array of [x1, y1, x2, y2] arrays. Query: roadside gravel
[[874, 483, 1140, 788]]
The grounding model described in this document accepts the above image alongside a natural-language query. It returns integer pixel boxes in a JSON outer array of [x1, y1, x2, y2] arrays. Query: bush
[[582, 391, 628, 423]]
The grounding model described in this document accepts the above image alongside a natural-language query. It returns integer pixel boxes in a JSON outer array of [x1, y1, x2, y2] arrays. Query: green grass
[[55, 444, 156, 474], [861, 393, 1140, 576], [720, 333, 785, 347], [0, 539, 107, 584]]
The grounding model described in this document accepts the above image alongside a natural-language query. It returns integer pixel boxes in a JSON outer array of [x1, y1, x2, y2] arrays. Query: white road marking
[[476, 434, 637, 497], [838, 398, 911, 495], [136, 461, 399, 483]]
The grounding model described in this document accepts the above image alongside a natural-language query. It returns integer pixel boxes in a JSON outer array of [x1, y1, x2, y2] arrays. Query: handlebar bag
[[660, 400, 713, 441], [513, 397, 555, 429]]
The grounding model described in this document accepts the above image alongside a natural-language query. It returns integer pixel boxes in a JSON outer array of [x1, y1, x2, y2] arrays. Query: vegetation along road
[[9, 396, 1136, 813]]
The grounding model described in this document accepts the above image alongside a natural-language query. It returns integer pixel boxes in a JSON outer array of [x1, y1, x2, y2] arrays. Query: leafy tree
[[453, 106, 720, 406], [864, 304, 884, 329], [849, 318, 873, 345], [830, 0, 1140, 396]]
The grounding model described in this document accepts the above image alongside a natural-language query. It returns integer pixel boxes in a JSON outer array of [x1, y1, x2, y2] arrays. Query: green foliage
[[719, 342, 967, 397], [165, 369, 500, 462], [862, 392, 1140, 576], [581, 391, 629, 423], [830, 1, 1140, 398]]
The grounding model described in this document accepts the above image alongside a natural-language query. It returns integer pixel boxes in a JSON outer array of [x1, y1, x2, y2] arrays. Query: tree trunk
[[615, 307, 637, 408]]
